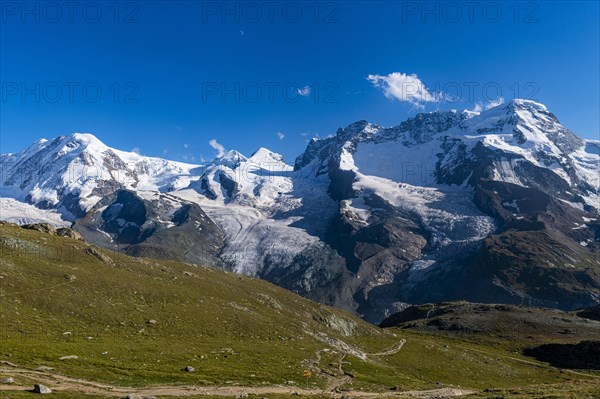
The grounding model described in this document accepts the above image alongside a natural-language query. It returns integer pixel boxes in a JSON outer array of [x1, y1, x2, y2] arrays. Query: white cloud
[[183, 143, 189, 149], [469, 97, 505, 113], [301, 132, 320, 142], [209, 139, 226, 158], [485, 96, 504, 109], [297, 85, 311, 97], [131, 147, 141, 155], [367, 72, 445, 107], [276, 131, 285, 140]]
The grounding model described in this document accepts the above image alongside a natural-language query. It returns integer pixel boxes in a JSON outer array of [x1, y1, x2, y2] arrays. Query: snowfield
[[0, 197, 70, 227]]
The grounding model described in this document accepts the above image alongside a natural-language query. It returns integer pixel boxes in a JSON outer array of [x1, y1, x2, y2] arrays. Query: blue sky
[[1, 0, 598, 163]]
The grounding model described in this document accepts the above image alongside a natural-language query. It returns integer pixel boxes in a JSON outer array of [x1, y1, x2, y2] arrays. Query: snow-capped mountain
[[1, 99, 599, 321], [0, 133, 199, 219]]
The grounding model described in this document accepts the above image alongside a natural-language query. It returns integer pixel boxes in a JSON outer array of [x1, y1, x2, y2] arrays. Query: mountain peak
[[212, 150, 248, 169], [248, 147, 285, 164], [70, 132, 102, 142], [58, 132, 107, 149], [506, 98, 548, 112]]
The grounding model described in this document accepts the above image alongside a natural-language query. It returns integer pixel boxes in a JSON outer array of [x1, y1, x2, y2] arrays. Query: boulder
[[33, 384, 52, 394], [56, 227, 84, 241], [22, 223, 57, 235]]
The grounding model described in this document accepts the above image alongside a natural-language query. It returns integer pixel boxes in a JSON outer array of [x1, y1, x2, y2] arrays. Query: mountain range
[[1, 99, 599, 322]]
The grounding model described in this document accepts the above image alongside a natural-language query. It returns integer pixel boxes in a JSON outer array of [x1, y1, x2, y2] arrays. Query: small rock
[[85, 247, 113, 264], [33, 384, 52, 394], [0, 377, 15, 384], [59, 355, 78, 360], [238, 394, 248, 398], [183, 365, 195, 372], [56, 227, 84, 241], [147, 319, 157, 325], [64, 274, 77, 281], [123, 394, 143, 399], [35, 366, 54, 372]]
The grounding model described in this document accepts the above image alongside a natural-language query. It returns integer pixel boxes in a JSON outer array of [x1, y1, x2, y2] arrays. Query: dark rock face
[[259, 242, 357, 313], [101, 191, 152, 244], [73, 190, 225, 267], [462, 230, 600, 309], [524, 341, 600, 370], [577, 305, 600, 321], [454, 179, 600, 310], [380, 301, 600, 345]]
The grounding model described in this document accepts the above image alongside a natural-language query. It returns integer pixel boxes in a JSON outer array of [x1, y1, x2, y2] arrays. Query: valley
[[1, 223, 599, 398]]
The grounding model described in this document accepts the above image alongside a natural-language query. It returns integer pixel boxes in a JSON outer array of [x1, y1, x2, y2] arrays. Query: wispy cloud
[[485, 96, 504, 109], [183, 143, 189, 149], [367, 72, 446, 107], [209, 139, 226, 158], [301, 132, 321, 142], [131, 147, 141, 155], [469, 96, 505, 113], [276, 131, 285, 140], [297, 85, 311, 97]]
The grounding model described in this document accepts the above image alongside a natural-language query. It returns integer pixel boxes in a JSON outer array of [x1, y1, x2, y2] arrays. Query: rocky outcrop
[[74, 190, 225, 267]]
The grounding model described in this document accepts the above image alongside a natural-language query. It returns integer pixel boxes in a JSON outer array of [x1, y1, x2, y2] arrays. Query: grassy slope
[[1, 224, 599, 398]]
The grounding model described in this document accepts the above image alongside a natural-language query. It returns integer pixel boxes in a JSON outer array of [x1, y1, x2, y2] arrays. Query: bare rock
[[33, 383, 52, 394], [56, 227, 84, 241], [22, 223, 57, 235]]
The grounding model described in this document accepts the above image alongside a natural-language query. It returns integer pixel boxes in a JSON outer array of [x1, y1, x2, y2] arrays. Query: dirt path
[[325, 353, 353, 392], [371, 339, 407, 356], [0, 365, 475, 398], [0, 338, 476, 398]]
